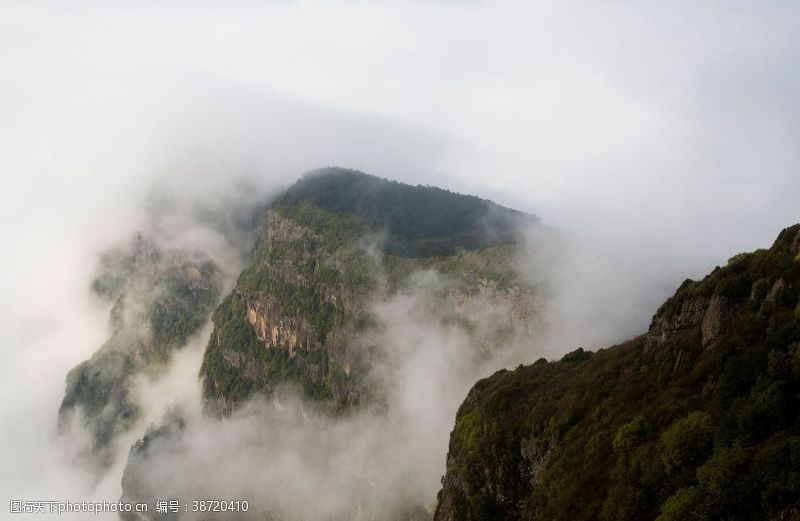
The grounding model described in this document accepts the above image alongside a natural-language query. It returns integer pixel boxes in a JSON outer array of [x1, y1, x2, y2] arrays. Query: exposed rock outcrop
[[701, 294, 731, 348], [644, 294, 709, 350]]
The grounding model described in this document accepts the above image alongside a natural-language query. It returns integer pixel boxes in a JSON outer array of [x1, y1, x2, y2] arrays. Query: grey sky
[[3, 1, 798, 263]]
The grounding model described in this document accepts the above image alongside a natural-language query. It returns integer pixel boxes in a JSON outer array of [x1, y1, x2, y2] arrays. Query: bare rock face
[[644, 294, 709, 350], [247, 300, 306, 356], [645, 288, 732, 352], [200, 209, 368, 415], [521, 435, 558, 489], [760, 278, 786, 317], [701, 295, 731, 348]]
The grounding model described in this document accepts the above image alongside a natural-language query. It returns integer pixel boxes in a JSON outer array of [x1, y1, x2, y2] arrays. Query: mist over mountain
[[43, 168, 800, 520], [3, 2, 800, 520], [58, 235, 221, 468], [435, 225, 800, 521], [110, 169, 546, 519]]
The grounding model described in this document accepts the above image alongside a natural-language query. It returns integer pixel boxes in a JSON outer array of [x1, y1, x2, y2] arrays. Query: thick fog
[[2, 0, 800, 519]]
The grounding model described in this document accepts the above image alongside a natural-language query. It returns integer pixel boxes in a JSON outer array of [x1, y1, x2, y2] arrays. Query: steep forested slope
[[200, 168, 540, 415], [434, 224, 800, 521], [118, 168, 542, 520]]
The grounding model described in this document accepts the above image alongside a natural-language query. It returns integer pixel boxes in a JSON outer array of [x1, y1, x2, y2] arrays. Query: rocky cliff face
[[434, 224, 800, 521], [199, 207, 377, 414], [644, 280, 735, 352], [198, 168, 542, 417], [118, 169, 543, 520], [200, 198, 541, 416]]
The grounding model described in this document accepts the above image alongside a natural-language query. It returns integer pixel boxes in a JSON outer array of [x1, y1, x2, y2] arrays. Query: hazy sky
[[3, 1, 799, 262]]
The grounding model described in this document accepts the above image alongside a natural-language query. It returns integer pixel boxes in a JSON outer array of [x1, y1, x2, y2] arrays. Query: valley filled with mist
[[2, 2, 800, 520]]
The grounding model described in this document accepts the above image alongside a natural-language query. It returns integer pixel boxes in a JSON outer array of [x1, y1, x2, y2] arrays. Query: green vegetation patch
[[435, 224, 800, 521]]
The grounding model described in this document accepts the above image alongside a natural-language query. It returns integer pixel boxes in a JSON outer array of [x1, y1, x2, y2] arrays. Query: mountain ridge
[[273, 167, 536, 257], [434, 224, 800, 521], [118, 168, 544, 519], [199, 168, 541, 415]]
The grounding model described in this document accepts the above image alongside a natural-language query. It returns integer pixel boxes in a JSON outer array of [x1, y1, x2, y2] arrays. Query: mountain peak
[[273, 167, 536, 257]]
